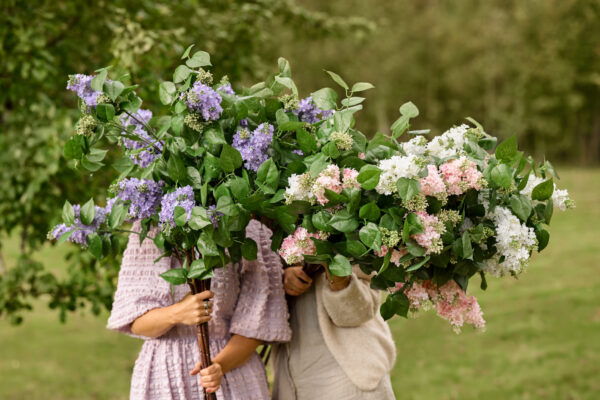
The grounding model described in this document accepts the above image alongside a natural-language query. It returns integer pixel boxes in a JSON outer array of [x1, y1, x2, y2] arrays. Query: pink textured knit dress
[[107, 219, 291, 400]]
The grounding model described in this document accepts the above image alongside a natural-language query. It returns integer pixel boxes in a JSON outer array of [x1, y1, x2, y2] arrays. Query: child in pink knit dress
[[107, 219, 291, 399]]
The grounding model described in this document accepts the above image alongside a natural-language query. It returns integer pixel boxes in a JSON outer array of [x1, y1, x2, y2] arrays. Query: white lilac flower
[[401, 135, 428, 156], [375, 154, 422, 195], [426, 124, 470, 160], [520, 175, 574, 211], [485, 206, 537, 277], [285, 173, 315, 204], [330, 131, 354, 151]]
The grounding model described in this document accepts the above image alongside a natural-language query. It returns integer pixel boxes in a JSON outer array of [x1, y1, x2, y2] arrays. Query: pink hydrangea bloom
[[342, 168, 360, 189], [390, 248, 408, 265], [375, 245, 389, 257], [394, 279, 485, 332], [278, 226, 323, 265], [419, 165, 446, 197], [439, 157, 484, 195], [312, 165, 342, 206], [412, 212, 443, 254]]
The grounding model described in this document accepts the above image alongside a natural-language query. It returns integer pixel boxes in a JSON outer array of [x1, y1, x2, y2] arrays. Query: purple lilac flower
[[239, 119, 248, 127], [217, 82, 235, 96], [292, 149, 304, 156], [66, 74, 102, 107], [51, 203, 109, 246], [159, 186, 196, 228], [115, 178, 164, 219], [232, 123, 274, 172], [183, 82, 223, 121], [207, 205, 223, 228], [294, 96, 334, 123], [120, 109, 164, 168]]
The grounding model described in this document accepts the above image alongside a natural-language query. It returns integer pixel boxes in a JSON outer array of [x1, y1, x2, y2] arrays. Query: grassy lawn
[[1, 168, 599, 399]]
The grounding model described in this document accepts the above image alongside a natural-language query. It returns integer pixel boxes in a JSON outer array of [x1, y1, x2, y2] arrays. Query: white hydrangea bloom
[[375, 155, 422, 195], [426, 124, 470, 159], [285, 173, 315, 204], [486, 206, 537, 277], [520, 176, 574, 211], [401, 136, 428, 156]]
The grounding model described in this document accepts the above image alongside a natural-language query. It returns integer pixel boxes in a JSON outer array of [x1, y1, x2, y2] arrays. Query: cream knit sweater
[[314, 266, 397, 391]]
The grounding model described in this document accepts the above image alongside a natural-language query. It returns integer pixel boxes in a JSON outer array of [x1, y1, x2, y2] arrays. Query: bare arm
[[131, 290, 214, 338]]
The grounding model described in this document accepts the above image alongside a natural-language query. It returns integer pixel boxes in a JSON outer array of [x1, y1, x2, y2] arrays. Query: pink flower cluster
[[396, 279, 485, 332], [313, 165, 342, 206], [390, 248, 408, 265], [419, 165, 446, 197], [278, 226, 324, 265], [412, 211, 444, 254], [439, 157, 484, 195], [342, 168, 360, 189]]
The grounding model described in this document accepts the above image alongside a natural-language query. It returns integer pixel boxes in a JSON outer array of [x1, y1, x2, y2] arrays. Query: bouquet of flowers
[[273, 77, 574, 332]]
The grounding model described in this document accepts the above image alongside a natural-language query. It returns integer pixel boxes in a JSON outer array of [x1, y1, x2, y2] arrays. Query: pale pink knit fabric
[[107, 219, 291, 400]]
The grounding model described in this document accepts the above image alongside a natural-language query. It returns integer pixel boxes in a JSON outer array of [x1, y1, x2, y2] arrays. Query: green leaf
[[509, 194, 533, 221], [91, 70, 107, 91], [108, 202, 127, 229], [87, 233, 103, 259], [396, 178, 421, 202], [174, 206, 188, 227], [95, 103, 115, 122], [81, 157, 104, 172], [228, 176, 250, 201], [56, 229, 75, 244], [461, 231, 473, 260], [241, 238, 258, 260], [490, 164, 512, 188], [325, 70, 349, 90], [406, 238, 426, 257], [159, 81, 177, 105], [187, 167, 203, 189], [197, 233, 219, 257], [188, 259, 210, 279], [160, 268, 188, 285], [351, 82, 375, 92], [310, 87, 337, 111], [189, 207, 211, 230], [329, 254, 352, 277], [380, 292, 409, 320], [312, 211, 333, 232], [80, 198, 96, 226], [359, 202, 381, 221], [297, 129, 317, 154], [256, 159, 279, 194], [274, 76, 298, 95], [328, 211, 359, 232], [544, 198, 554, 224], [167, 156, 187, 182], [495, 135, 518, 162], [219, 144, 242, 172], [532, 179, 554, 201], [113, 156, 134, 173], [216, 196, 239, 216], [536, 225, 550, 251], [357, 165, 381, 190], [186, 51, 211, 68], [103, 80, 124, 101], [63, 137, 83, 160], [173, 65, 191, 83], [399, 101, 419, 118], [341, 97, 365, 107], [181, 44, 195, 59], [62, 200, 75, 226], [359, 222, 382, 251], [405, 256, 431, 272], [345, 240, 367, 257]]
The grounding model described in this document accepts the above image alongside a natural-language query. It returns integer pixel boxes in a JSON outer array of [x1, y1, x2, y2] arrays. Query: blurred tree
[[0, 0, 373, 322], [273, 0, 600, 162]]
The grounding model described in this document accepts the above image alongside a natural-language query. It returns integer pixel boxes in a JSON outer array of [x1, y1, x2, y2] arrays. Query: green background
[[1, 1, 599, 399]]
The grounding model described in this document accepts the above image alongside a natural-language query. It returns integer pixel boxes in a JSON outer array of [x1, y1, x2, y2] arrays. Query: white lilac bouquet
[[272, 73, 573, 332]]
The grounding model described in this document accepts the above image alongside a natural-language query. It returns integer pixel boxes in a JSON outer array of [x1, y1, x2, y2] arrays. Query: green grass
[[1, 168, 599, 399]]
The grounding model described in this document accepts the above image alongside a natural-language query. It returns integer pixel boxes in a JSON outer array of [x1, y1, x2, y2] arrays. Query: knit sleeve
[[320, 266, 380, 328], [229, 220, 292, 343], [106, 221, 174, 339]]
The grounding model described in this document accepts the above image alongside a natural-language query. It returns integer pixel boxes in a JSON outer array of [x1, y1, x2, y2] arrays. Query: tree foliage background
[[0, 0, 598, 322]]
